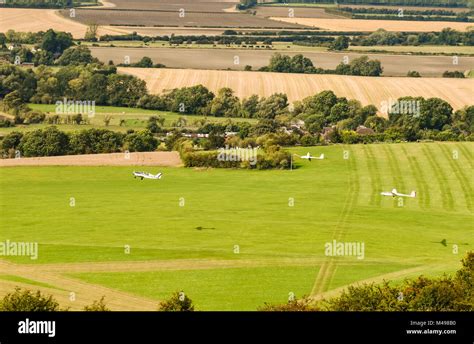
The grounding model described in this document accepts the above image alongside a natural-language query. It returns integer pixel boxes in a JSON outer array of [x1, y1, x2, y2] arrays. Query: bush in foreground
[[261, 252, 473, 311], [158, 291, 195, 312], [0, 288, 60, 311]]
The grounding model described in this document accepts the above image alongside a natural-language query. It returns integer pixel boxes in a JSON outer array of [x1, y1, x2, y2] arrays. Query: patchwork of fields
[[0, 143, 472, 310]]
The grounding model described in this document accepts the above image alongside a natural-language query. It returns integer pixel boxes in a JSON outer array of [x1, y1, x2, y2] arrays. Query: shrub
[[0, 288, 60, 311], [158, 291, 194, 312], [83, 297, 111, 311]]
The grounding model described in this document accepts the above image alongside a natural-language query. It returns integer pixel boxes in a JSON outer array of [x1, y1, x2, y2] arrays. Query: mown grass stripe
[[401, 146, 430, 209], [311, 148, 359, 295], [439, 144, 473, 212], [363, 145, 382, 207], [421, 145, 454, 211], [383, 145, 406, 192], [456, 144, 474, 169]]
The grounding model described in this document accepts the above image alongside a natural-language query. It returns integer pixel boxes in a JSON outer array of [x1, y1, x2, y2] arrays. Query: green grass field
[[0, 142, 472, 310], [0, 104, 256, 136]]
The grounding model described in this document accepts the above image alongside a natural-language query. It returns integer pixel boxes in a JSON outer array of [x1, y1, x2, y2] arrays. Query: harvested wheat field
[[256, 6, 344, 19], [91, 47, 474, 77], [108, 0, 238, 12], [119, 67, 474, 115], [0, 8, 129, 38], [61, 9, 304, 28], [0, 152, 182, 167], [269, 17, 474, 32]]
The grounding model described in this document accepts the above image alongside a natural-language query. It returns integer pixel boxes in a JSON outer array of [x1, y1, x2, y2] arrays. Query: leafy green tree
[[106, 74, 147, 107], [163, 85, 214, 115], [328, 102, 350, 123], [19, 126, 69, 157], [146, 116, 162, 133], [158, 291, 195, 312], [452, 105, 474, 133], [209, 87, 241, 117], [0, 33, 6, 48], [289, 54, 316, 74], [267, 53, 292, 73], [56, 46, 98, 66], [3, 90, 27, 116], [135, 56, 153, 68], [0, 64, 37, 101], [241, 94, 260, 118], [1, 131, 23, 151], [124, 129, 158, 152], [301, 90, 338, 116], [84, 297, 110, 311], [255, 93, 288, 119], [68, 129, 124, 154], [364, 115, 388, 133], [331, 36, 349, 51], [336, 56, 383, 77], [41, 29, 73, 55], [33, 50, 54, 66], [419, 97, 453, 130], [251, 119, 279, 136], [407, 71, 421, 77], [0, 288, 60, 311]]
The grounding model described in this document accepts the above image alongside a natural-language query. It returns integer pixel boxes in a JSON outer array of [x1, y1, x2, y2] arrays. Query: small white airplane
[[381, 189, 416, 198], [133, 171, 162, 180], [298, 152, 325, 161]]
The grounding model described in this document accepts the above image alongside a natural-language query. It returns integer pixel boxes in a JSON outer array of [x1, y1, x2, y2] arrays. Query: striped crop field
[[119, 67, 474, 115]]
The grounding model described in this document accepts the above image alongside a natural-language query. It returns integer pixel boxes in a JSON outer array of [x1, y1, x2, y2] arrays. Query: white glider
[[381, 189, 416, 198], [298, 152, 325, 161], [133, 171, 163, 180]]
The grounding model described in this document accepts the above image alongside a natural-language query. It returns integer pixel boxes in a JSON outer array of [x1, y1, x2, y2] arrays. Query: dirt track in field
[[0, 152, 182, 167]]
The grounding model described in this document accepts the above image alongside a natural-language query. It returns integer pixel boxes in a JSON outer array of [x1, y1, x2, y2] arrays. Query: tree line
[[0, 127, 158, 158], [1, 58, 473, 156], [259, 53, 383, 76]]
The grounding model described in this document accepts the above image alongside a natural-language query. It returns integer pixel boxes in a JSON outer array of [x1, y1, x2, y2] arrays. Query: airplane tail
[[410, 191, 416, 198], [319, 153, 325, 160], [155, 173, 162, 179]]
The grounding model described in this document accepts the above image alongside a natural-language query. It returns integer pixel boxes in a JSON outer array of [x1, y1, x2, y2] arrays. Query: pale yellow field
[[0, 8, 128, 38], [270, 17, 474, 32], [119, 67, 474, 115]]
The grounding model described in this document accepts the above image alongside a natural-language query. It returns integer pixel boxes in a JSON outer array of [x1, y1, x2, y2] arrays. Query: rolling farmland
[[0, 143, 472, 310], [1, 0, 473, 319], [90, 47, 474, 76], [255, 6, 345, 19], [118, 67, 474, 114], [100, 0, 240, 12], [58, 8, 305, 28], [0, 8, 130, 38], [269, 17, 474, 31]]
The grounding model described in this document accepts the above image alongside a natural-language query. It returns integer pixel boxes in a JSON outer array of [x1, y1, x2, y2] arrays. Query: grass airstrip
[[0, 142, 472, 310]]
